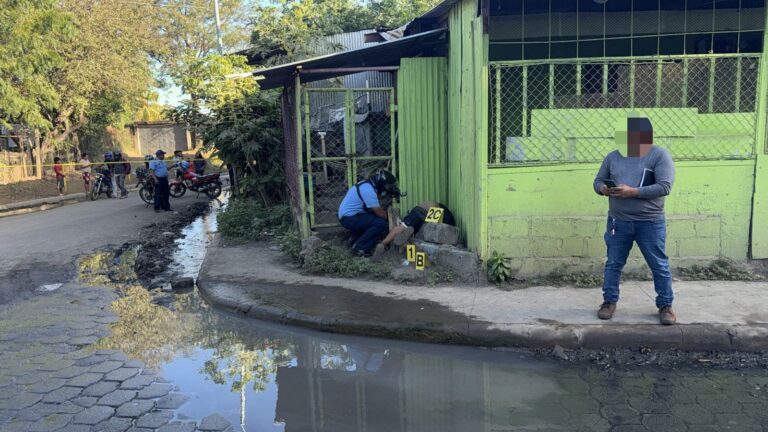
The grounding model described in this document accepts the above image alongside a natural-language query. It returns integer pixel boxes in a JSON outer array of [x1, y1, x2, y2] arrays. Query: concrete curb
[[0, 193, 88, 218], [196, 275, 768, 351]]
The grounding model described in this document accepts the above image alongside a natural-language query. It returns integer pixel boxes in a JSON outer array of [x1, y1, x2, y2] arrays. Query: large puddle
[[89, 202, 768, 431]]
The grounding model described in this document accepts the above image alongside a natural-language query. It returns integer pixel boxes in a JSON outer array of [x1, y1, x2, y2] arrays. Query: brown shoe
[[659, 306, 676, 325], [598, 303, 616, 320]]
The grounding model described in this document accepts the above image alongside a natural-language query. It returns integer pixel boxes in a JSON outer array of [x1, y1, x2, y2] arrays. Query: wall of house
[[447, 0, 488, 251], [486, 160, 756, 276], [397, 58, 449, 210]]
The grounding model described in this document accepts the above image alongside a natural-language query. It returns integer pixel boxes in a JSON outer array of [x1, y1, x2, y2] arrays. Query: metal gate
[[302, 87, 397, 228]]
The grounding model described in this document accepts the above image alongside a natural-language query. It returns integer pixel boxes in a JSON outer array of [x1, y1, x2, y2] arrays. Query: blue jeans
[[603, 217, 673, 308], [340, 213, 388, 254]]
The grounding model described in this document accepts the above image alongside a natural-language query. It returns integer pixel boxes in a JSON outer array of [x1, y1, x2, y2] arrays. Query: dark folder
[[639, 169, 655, 187]]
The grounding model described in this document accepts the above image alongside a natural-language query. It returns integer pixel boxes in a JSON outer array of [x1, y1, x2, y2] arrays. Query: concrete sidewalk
[[197, 236, 768, 351], [0, 192, 87, 217]]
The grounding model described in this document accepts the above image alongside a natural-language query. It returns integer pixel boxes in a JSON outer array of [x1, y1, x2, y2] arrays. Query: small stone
[[97, 389, 136, 407], [155, 393, 189, 409], [552, 344, 569, 361], [158, 422, 198, 432], [74, 356, 109, 367], [137, 383, 172, 399], [70, 396, 98, 408], [26, 378, 66, 393], [72, 405, 114, 425], [135, 410, 174, 428], [120, 374, 155, 390], [51, 366, 90, 379], [92, 416, 133, 432], [89, 361, 124, 374], [104, 368, 139, 382], [67, 372, 104, 387], [198, 413, 231, 431], [42, 386, 82, 403], [115, 399, 155, 418], [28, 413, 72, 432], [170, 277, 195, 291], [82, 381, 119, 397]]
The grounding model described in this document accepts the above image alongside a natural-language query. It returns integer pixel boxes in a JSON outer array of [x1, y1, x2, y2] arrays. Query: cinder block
[[666, 219, 697, 238], [530, 238, 562, 257], [413, 240, 440, 260], [585, 237, 607, 258], [559, 237, 586, 257], [531, 218, 574, 237], [677, 237, 720, 258], [694, 219, 721, 238], [574, 219, 604, 237], [416, 222, 459, 245], [434, 246, 481, 281], [490, 217, 530, 238], [489, 239, 533, 258]]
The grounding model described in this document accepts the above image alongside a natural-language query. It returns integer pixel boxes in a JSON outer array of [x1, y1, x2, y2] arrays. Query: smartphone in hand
[[603, 179, 618, 188]]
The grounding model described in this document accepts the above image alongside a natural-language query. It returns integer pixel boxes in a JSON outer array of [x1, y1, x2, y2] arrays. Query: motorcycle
[[89, 170, 114, 201], [169, 171, 222, 199], [135, 167, 154, 205]]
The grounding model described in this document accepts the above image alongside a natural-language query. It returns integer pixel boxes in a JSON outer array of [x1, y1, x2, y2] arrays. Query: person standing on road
[[78, 153, 92, 194], [53, 157, 65, 196], [593, 115, 676, 325], [149, 149, 171, 213], [113, 152, 131, 199], [193, 151, 207, 175]]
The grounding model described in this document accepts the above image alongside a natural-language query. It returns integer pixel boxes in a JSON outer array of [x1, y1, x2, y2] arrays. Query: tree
[[0, 0, 72, 130], [135, 91, 168, 123]]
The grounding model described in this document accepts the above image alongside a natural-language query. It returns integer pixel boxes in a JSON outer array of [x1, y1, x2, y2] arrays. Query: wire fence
[[303, 88, 396, 228], [489, 54, 761, 165]]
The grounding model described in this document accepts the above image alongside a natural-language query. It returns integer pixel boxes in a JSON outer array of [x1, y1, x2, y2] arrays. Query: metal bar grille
[[489, 54, 760, 165]]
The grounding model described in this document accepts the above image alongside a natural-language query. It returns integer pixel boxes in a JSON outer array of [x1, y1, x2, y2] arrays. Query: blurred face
[[157, 153, 165, 160]]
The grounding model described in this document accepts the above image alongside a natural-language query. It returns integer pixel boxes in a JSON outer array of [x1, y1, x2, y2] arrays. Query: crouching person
[[338, 170, 401, 257], [373, 202, 456, 256]]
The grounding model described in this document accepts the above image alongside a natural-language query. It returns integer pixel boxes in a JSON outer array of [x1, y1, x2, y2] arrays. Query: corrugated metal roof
[[419, 0, 460, 19], [252, 28, 447, 90]]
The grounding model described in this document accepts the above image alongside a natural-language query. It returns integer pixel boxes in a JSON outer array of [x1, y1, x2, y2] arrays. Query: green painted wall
[[447, 0, 488, 252], [397, 58, 448, 211], [486, 161, 755, 276]]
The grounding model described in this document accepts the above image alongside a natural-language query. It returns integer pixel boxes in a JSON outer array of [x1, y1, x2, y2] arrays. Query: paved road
[[0, 194, 198, 304], [0, 194, 234, 431]]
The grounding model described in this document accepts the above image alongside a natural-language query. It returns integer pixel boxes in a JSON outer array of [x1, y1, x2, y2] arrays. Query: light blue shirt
[[149, 159, 169, 178], [338, 182, 379, 218]]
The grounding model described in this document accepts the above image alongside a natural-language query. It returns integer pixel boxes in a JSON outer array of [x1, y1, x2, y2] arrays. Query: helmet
[[369, 170, 402, 198], [181, 161, 190, 170], [104, 151, 114, 161]]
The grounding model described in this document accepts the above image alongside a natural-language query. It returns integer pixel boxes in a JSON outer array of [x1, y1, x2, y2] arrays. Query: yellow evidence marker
[[415, 252, 427, 271], [406, 244, 417, 262], [425, 207, 444, 223]]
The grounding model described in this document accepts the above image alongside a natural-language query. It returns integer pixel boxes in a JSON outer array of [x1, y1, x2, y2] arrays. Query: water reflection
[[93, 289, 768, 431]]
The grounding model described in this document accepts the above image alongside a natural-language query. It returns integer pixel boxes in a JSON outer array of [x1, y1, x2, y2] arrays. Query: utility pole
[[213, 0, 224, 55], [213, 0, 238, 195]]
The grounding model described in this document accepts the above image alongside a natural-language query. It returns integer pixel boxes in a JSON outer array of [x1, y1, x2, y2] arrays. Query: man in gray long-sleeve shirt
[[593, 116, 676, 325]]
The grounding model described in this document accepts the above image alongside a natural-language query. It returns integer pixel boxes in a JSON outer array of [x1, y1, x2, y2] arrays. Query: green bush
[[218, 199, 292, 240], [277, 228, 301, 261], [487, 251, 512, 284], [303, 244, 390, 280]]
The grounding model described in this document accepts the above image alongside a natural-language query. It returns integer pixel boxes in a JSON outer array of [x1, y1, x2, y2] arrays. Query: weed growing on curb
[[303, 243, 390, 279], [218, 199, 293, 240], [487, 251, 512, 284], [679, 258, 761, 281], [277, 228, 301, 261]]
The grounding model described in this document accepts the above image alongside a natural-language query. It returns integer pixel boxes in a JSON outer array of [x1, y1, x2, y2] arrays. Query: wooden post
[[34, 130, 42, 179]]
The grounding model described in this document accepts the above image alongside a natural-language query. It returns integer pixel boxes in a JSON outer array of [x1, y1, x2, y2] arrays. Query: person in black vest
[[338, 170, 401, 257]]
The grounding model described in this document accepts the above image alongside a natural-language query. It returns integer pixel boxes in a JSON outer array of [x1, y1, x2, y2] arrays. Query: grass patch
[[218, 199, 292, 240], [302, 243, 391, 280], [679, 258, 761, 281]]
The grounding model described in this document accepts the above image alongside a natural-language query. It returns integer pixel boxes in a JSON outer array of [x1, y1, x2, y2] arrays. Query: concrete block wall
[[489, 215, 722, 277]]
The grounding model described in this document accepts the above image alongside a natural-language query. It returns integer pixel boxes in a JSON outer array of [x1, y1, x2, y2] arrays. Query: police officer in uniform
[[149, 149, 171, 213]]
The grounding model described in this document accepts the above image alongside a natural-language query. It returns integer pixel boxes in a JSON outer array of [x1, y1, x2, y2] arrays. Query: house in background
[[126, 122, 194, 155], [254, 0, 768, 276]]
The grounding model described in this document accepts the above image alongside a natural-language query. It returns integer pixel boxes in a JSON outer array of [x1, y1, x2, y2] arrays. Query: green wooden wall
[[397, 58, 448, 211], [447, 0, 488, 252]]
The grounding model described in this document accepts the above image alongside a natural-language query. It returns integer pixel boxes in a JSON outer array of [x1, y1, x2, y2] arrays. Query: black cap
[[155, 149, 166, 156]]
